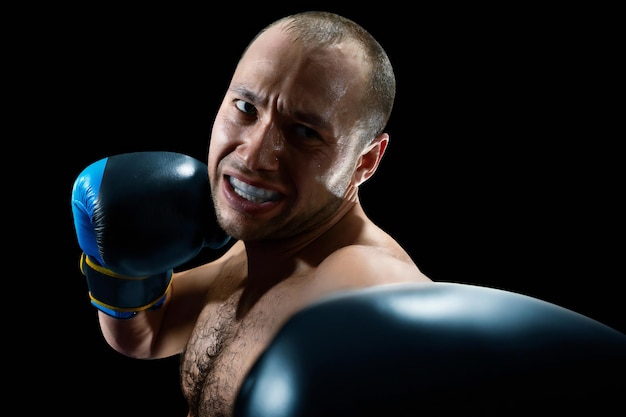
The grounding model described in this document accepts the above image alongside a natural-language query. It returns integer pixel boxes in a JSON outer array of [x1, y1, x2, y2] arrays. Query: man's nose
[[238, 122, 282, 170]]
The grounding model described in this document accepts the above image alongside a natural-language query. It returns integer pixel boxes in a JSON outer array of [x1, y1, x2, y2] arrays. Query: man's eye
[[235, 99, 256, 115], [294, 125, 321, 140]]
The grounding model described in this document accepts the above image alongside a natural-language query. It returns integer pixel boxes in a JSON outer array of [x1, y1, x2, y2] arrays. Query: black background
[[22, 3, 621, 415]]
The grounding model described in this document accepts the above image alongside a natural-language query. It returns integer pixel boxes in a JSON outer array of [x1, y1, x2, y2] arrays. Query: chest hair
[[180, 289, 288, 417]]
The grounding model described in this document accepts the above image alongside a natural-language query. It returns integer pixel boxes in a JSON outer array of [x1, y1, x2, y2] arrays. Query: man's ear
[[353, 133, 389, 186]]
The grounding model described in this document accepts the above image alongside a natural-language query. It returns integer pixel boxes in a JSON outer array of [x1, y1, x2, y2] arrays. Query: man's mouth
[[229, 176, 280, 203]]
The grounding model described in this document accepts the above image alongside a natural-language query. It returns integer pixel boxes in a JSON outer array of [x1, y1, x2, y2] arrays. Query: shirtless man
[[71, 11, 431, 417]]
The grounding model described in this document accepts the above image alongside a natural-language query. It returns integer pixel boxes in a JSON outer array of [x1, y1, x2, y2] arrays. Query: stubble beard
[[212, 192, 344, 243]]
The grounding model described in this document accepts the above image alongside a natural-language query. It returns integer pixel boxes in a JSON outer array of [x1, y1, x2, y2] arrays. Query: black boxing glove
[[234, 282, 626, 416], [71, 151, 230, 318]]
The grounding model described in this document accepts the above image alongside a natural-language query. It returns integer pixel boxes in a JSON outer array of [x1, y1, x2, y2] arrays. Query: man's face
[[207, 24, 369, 241]]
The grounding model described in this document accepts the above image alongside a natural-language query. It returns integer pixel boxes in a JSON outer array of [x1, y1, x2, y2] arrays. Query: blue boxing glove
[[71, 151, 230, 318]]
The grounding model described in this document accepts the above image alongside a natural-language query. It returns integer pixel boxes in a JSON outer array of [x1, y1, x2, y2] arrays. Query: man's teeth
[[230, 176, 279, 203]]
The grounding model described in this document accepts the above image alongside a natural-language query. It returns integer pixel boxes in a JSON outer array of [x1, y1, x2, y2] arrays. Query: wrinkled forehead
[[236, 24, 368, 102]]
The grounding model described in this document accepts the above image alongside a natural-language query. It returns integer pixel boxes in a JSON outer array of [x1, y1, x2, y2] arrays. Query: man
[[72, 11, 431, 417]]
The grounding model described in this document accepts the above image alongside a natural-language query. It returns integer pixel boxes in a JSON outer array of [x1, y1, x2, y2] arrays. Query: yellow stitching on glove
[[88, 279, 172, 312], [80, 252, 149, 280]]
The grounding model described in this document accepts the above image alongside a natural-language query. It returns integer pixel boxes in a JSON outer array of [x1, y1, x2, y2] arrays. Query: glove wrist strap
[[80, 253, 172, 319]]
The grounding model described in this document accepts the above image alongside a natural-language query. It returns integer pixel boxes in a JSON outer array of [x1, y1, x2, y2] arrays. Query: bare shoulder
[[314, 244, 431, 287], [175, 241, 246, 285], [169, 241, 247, 314]]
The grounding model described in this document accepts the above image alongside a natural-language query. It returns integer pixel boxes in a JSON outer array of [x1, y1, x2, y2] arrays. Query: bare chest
[[180, 289, 295, 417]]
